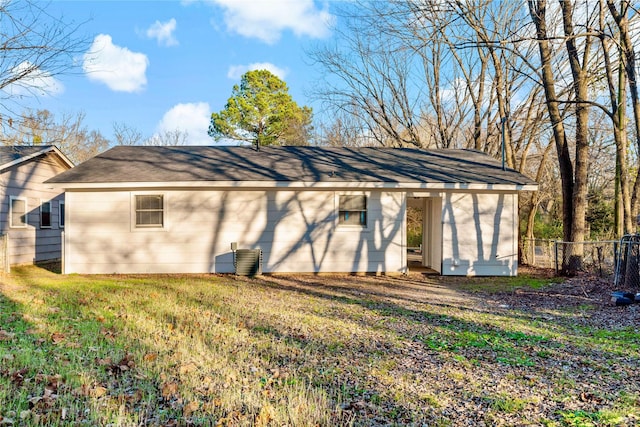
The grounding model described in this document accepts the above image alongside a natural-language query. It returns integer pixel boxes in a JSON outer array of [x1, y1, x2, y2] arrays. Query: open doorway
[[406, 196, 442, 274]]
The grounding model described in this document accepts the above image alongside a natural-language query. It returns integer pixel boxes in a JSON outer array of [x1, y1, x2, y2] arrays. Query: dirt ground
[[268, 265, 640, 329], [257, 266, 640, 425]]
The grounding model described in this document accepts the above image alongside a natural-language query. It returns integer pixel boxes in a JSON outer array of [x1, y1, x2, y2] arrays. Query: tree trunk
[[599, 1, 632, 236], [607, 0, 640, 222], [561, 0, 592, 274], [527, 0, 574, 246]]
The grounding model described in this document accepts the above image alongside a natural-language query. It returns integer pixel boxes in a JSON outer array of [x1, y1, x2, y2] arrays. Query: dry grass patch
[[0, 266, 638, 426]]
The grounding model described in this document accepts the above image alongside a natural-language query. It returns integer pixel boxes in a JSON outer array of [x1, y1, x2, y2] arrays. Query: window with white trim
[[40, 201, 52, 228], [135, 195, 164, 228], [59, 201, 65, 228], [338, 195, 367, 226], [9, 196, 27, 228]]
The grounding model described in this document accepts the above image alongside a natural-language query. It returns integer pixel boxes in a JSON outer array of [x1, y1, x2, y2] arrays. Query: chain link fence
[[522, 238, 618, 278], [614, 234, 640, 289]]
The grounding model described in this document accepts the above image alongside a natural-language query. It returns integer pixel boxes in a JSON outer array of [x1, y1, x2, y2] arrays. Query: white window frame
[[58, 200, 65, 228], [131, 192, 166, 231], [40, 200, 52, 229], [336, 193, 368, 229], [9, 196, 28, 228]]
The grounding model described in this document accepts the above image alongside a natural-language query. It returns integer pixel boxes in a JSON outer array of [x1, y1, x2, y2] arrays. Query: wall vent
[[234, 249, 262, 276]]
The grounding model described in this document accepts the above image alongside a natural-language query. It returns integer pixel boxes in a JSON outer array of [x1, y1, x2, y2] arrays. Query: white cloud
[[227, 62, 287, 80], [83, 34, 149, 93], [211, 0, 334, 44], [146, 18, 178, 46], [3, 61, 64, 97], [156, 102, 212, 145]]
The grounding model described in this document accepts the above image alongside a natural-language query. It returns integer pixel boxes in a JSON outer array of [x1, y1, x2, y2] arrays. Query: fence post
[[1, 233, 9, 274], [554, 240, 559, 274], [614, 241, 618, 277]]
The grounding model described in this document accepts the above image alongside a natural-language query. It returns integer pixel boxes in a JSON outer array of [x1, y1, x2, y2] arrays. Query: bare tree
[[113, 122, 144, 146], [310, 1, 437, 147], [0, 109, 109, 163], [606, 0, 640, 221], [0, 0, 87, 114], [527, 0, 575, 246], [144, 129, 189, 146], [113, 122, 190, 147], [560, 0, 598, 271], [596, 1, 633, 235], [310, 0, 635, 274]]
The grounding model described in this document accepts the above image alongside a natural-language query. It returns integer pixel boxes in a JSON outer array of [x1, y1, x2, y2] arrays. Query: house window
[[9, 197, 27, 228], [135, 195, 164, 228], [40, 201, 52, 228], [59, 201, 65, 228], [339, 195, 367, 226]]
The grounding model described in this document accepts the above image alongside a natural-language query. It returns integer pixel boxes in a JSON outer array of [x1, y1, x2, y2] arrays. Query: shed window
[[40, 201, 52, 228], [135, 195, 164, 228], [339, 195, 367, 226], [9, 197, 27, 228]]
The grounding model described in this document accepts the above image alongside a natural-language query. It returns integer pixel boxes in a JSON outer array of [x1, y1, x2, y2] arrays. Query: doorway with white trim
[[406, 195, 442, 274]]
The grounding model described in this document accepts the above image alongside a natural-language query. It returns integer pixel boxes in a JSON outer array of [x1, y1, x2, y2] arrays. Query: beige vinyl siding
[[64, 189, 405, 274], [0, 153, 69, 264], [441, 192, 517, 276]]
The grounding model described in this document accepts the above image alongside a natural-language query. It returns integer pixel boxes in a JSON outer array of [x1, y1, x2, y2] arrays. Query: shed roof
[[47, 145, 537, 190], [0, 145, 73, 171]]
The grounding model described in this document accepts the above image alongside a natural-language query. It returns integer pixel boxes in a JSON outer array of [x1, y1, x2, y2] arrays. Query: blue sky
[[18, 0, 336, 145]]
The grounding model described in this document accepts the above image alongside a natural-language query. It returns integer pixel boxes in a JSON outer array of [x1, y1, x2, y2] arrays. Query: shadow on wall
[[30, 198, 64, 263], [64, 149, 411, 275], [1, 150, 67, 267], [66, 188, 406, 275], [443, 193, 516, 276]]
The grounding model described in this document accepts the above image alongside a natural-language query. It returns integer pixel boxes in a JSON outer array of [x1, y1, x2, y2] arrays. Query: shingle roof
[[0, 145, 53, 167], [0, 145, 73, 171], [46, 145, 537, 188]]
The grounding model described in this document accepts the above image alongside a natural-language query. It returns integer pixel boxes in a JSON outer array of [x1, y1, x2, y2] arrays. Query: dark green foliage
[[208, 70, 313, 146], [586, 191, 614, 239]]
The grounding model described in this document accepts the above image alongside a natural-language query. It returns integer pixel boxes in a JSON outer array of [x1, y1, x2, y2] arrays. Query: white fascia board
[[0, 146, 74, 171], [49, 180, 538, 192], [50, 146, 75, 168]]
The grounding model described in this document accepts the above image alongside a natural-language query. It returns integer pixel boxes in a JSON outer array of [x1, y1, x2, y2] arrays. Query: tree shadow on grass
[[239, 274, 640, 423], [5, 267, 639, 426], [5, 267, 362, 426], [1, 267, 208, 425]]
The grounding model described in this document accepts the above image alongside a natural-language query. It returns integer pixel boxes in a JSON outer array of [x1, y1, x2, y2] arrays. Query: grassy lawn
[[0, 266, 638, 426]]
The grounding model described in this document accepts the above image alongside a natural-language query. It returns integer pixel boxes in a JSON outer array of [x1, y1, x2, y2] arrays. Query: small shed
[[46, 145, 537, 276], [0, 145, 73, 266]]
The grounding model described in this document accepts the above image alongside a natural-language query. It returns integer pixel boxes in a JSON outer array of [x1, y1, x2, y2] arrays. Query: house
[[0, 145, 73, 267], [46, 145, 537, 276]]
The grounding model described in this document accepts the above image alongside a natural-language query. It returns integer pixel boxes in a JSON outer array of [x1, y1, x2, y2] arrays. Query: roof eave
[[46, 180, 539, 192], [0, 146, 74, 172]]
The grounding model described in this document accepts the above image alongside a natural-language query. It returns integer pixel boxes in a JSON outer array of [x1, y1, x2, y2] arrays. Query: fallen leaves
[[8, 368, 27, 386], [50, 332, 66, 345], [161, 381, 179, 399], [178, 362, 197, 375], [183, 400, 199, 417], [143, 353, 157, 362], [107, 354, 136, 375], [99, 327, 116, 341], [2, 268, 639, 426], [579, 392, 604, 405], [0, 330, 14, 341], [255, 404, 275, 426], [91, 385, 108, 398]]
